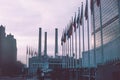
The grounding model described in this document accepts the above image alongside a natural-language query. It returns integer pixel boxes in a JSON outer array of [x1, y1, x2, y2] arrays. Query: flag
[[96, 0, 100, 7], [61, 30, 65, 45], [90, 0, 94, 14], [69, 22, 73, 36], [80, 3, 83, 25], [77, 8, 80, 28], [73, 53, 75, 57], [61, 38, 63, 45], [35, 51, 37, 56], [67, 26, 70, 39], [29, 47, 31, 55], [73, 13, 76, 32], [67, 22, 73, 38], [85, 0, 88, 20], [31, 49, 33, 57], [63, 30, 66, 43], [26, 46, 28, 54], [66, 25, 70, 39], [61, 39, 63, 45], [61, 33, 64, 45]]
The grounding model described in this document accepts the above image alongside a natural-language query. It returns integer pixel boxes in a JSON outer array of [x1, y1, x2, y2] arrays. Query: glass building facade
[[83, 0, 120, 67], [91, 0, 120, 48]]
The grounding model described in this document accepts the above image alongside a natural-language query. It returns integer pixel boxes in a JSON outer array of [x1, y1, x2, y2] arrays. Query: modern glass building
[[91, 0, 120, 65], [82, 0, 120, 68], [91, 0, 120, 47]]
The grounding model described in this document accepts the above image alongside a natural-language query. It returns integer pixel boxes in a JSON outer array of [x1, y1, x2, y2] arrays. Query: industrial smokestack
[[55, 28, 58, 57], [44, 32, 47, 56], [38, 28, 42, 57]]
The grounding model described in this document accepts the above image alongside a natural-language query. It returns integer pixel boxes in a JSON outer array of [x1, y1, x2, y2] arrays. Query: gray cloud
[[0, 0, 84, 63]]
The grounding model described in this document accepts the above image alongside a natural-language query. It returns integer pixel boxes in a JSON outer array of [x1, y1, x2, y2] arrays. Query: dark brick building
[[0, 25, 17, 75]]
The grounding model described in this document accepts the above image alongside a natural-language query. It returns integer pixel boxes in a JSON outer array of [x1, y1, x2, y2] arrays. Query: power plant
[[55, 28, 58, 57], [44, 32, 47, 56], [28, 28, 62, 74], [38, 28, 42, 58]]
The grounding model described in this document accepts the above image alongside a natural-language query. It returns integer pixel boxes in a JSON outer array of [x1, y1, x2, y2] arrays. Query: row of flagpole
[[26, 46, 38, 67], [61, 0, 89, 69], [61, 0, 103, 77], [61, 0, 104, 67]]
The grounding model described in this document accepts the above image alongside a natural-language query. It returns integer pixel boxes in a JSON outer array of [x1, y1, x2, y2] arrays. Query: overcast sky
[[0, 0, 84, 64]]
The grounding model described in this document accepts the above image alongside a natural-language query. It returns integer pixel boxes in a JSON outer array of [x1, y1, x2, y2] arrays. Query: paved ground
[[0, 77, 25, 80], [0, 77, 51, 80]]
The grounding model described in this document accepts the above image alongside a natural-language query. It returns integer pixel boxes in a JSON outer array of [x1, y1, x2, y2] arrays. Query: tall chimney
[[38, 28, 42, 57], [55, 28, 58, 57], [44, 32, 47, 56]]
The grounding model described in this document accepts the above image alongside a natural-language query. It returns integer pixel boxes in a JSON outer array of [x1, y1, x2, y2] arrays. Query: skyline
[[0, 0, 83, 63]]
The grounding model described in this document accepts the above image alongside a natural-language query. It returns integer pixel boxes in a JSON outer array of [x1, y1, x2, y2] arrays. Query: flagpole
[[81, 2, 85, 67], [74, 12, 78, 80], [64, 42, 66, 69], [99, 0, 104, 64], [26, 46, 28, 68], [61, 41, 63, 68], [85, 0, 91, 79], [66, 40, 68, 80], [26, 51, 28, 76], [91, 2, 97, 80], [92, 0, 96, 67], [72, 18, 75, 80], [75, 25, 78, 80], [65, 41, 67, 69], [64, 43, 66, 69], [73, 13, 77, 80], [63, 29, 67, 69], [63, 43, 65, 68], [70, 36, 72, 69], [66, 40, 67, 69], [28, 46, 30, 67], [63, 42, 65, 68], [75, 7, 81, 80], [68, 39, 70, 69], [74, 13, 77, 69], [78, 7, 81, 68], [66, 38, 68, 69], [61, 30, 65, 68], [72, 17, 74, 69], [75, 27, 78, 69], [71, 25, 73, 79], [68, 35, 70, 78]]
